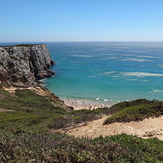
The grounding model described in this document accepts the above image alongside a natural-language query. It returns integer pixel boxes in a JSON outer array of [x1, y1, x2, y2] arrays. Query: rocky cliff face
[[0, 44, 55, 87]]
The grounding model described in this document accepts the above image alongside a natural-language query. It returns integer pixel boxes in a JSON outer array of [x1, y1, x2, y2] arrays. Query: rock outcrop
[[0, 44, 55, 87]]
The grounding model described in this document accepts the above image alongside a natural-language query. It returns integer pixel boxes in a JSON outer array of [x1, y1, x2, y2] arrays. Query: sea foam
[[121, 72, 163, 77], [72, 55, 95, 58], [122, 58, 151, 62], [103, 71, 117, 75], [153, 89, 163, 93]]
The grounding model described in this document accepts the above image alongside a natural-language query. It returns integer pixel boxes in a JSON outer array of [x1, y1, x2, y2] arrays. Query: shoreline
[[61, 97, 113, 110], [3, 85, 116, 110]]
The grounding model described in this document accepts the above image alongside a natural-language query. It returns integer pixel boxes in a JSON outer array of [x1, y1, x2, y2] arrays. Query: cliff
[[0, 44, 55, 87]]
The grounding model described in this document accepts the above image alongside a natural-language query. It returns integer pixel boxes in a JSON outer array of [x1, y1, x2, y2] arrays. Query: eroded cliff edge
[[0, 44, 72, 110], [0, 44, 55, 87]]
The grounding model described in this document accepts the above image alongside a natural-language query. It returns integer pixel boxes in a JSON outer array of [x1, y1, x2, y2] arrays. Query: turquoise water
[[45, 42, 163, 102], [1, 42, 163, 103]]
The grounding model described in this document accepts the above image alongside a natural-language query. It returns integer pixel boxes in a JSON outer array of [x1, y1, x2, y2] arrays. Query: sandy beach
[[62, 97, 113, 110], [60, 115, 163, 141]]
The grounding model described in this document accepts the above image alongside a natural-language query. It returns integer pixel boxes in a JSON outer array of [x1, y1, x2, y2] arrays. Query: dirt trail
[[63, 115, 163, 140], [0, 109, 15, 112], [3, 87, 17, 94]]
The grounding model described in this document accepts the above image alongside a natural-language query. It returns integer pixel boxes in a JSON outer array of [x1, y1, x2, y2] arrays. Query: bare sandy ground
[[62, 115, 163, 141], [3, 86, 46, 95], [3, 87, 17, 94], [0, 109, 15, 112]]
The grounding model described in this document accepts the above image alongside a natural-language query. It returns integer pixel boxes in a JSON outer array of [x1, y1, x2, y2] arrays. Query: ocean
[[1, 42, 163, 105], [44, 42, 163, 104]]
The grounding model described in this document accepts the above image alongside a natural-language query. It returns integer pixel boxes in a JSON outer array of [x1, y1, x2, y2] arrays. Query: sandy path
[[3, 87, 17, 94], [63, 116, 163, 140], [0, 109, 15, 112]]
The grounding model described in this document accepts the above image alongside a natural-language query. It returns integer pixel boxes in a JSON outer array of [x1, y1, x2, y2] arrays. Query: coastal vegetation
[[3, 88, 162, 132], [0, 88, 163, 162], [103, 99, 163, 125], [0, 131, 162, 163], [0, 44, 44, 47], [0, 88, 111, 132]]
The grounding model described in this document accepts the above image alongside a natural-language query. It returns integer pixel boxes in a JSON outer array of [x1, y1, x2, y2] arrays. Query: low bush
[[0, 132, 162, 163], [0, 89, 112, 132], [103, 99, 163, 125], [0, 89, 163, 162]]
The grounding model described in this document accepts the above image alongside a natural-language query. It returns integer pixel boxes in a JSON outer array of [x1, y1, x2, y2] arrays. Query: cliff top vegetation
[[0, 44, 45, 48]]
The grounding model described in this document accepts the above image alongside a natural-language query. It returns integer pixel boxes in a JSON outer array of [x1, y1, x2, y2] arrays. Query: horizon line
[[1, 41, 163, 43]]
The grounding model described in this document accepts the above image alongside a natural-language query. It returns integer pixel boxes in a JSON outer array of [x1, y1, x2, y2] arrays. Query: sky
[[0, 0, 163, 42]]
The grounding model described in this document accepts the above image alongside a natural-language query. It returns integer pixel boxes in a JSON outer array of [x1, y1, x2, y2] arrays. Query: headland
[[0, 44, 162, 162]]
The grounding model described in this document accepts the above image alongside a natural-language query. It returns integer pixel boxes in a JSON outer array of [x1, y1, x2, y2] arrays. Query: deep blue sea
[[1, 42, 163, 104]]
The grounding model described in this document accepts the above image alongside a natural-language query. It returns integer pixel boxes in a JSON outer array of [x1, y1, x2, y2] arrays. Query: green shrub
[[0, 132, 162, 163], [0, 88, 10, 96], [103, 100, 163, 125], [0, 89, 163, 162], [0, 89, 112, 131]]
